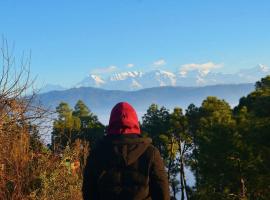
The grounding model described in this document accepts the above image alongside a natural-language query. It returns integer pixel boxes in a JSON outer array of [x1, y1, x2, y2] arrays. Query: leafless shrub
[[0, 38, 50, 200], [0, 38, 89, 200]]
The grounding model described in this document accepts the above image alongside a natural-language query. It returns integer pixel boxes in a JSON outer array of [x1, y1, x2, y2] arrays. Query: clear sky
[[1, 0, 270, 87]]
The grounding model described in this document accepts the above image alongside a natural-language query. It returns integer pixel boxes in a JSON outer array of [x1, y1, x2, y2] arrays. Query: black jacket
[[82, 135, 170, 200]]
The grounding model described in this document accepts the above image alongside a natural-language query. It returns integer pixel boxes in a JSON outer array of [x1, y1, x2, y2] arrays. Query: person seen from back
[[82, 102, 170, 200]]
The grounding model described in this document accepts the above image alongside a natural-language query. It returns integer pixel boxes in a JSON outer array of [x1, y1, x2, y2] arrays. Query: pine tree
[[72, 100, 104, 147], [233, 76, 270, 199], [142, 104, 180, 199], [52, 102, 80, 151], [190, 97, 240, 199]]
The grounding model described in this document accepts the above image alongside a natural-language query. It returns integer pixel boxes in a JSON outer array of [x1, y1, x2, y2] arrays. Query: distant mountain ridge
[[39, 84, 66, 93], [73, 64, 269, 91], [37, 83, 255, 124]]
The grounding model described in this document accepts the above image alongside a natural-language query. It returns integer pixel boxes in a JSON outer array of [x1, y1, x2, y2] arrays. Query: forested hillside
[[1, 55, 269, 200]]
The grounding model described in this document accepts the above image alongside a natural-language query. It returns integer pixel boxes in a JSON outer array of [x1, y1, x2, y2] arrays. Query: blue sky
[[1, 0, 270, 87]]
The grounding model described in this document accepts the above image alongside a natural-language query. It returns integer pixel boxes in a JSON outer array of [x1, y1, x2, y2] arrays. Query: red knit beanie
[[107, 102, 141, 135]]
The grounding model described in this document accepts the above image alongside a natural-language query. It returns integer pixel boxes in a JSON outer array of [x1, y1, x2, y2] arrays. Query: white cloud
[[90, 65, 118, 74], [153, 59, 166, 67], [126, 63, 135, 68], [179, 62, 222, 77]]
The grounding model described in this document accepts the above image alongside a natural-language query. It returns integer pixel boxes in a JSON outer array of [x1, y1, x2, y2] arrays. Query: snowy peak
[[110, 71, 143, 81], [257, 64, 269, 73], [237, 64, 270, 82], [144, 70, 177, 86], [90, 74, 105, 85], [154, 69, 176, 77], [131, 79, 142, 89], [76, 74, 106, 88], [239, 64, 269, 74]]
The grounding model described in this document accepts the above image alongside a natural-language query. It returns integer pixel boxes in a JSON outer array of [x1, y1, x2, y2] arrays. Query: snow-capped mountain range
[[40, 64, 269, 93], [74, 64, 270, 91]]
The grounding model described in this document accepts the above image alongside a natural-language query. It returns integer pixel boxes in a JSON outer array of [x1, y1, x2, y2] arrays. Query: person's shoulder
[[144, 143, 160, 159]]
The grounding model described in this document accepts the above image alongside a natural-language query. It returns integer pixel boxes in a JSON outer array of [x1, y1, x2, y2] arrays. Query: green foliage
[[237, 75, 270, 117], [142, 105, 191, 199], [29, 124, 44, 152], [190, 97, 241, 199], [73, 100, 91, 117], [142, 104, 170, 147], [52, 102, 80, 151], [189, 77, 270, 199], [233, 76, 270, 199], [52, 100, 105, 152], [255, 75, 270, 91]]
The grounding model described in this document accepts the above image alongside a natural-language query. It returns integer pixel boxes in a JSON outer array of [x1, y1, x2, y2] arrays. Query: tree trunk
[[182, 143, 189, 200], [179, 141, 185, 200], [238, 159, 247, 199], [168, 137, 175, 199], [179, 141, 190, 200], [167, 138, 172, 179]]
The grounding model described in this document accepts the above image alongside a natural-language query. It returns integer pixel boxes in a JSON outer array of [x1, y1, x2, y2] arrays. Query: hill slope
[[37, 83, 254, 123]]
